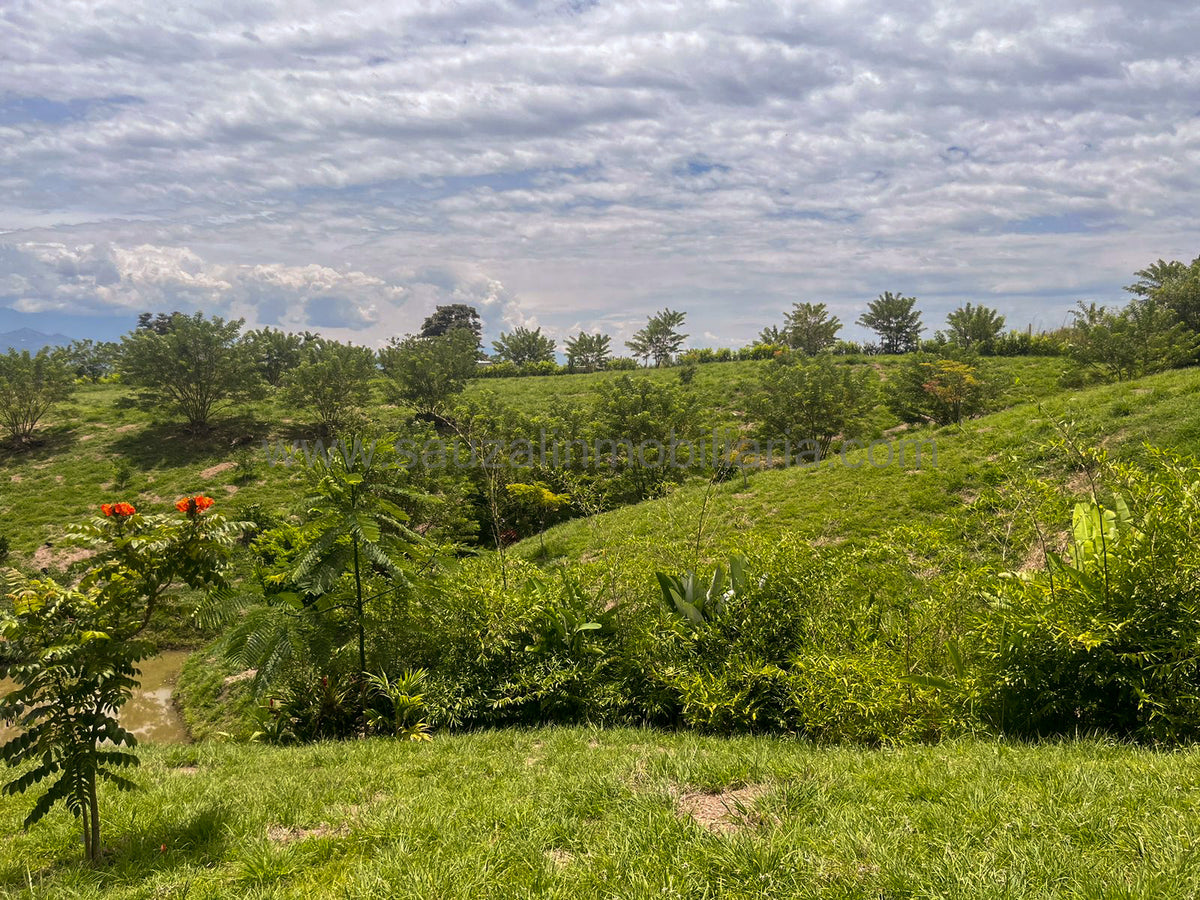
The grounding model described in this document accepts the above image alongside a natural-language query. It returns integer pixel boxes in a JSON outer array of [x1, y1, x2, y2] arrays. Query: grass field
[[3, 728, 1200, 899], [510, 365, 1200, 569]]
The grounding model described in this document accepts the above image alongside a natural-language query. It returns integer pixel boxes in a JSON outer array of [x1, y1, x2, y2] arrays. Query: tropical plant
[[283, 339, 377, 432], [0, 497, 243, 862], [564, 331, 612, 372], [626, 308, 687, 367], [244, 327, 308, 387], [419, 303, 483, 349], [754, 354, 875, 456], [944, 303, 1006, 351], [856, 292, 923, 354], [491, 326, 556, 365], [781, 302, 843, 354], [1064, 299, 1198, 383], [379, 329, 480, 420], [885, 353, 991, 425]]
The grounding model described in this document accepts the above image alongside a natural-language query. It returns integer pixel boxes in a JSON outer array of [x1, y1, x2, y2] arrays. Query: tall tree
[[244, 327, 307, 387], [119, 312, 261, 432], [782, 302, 842, 354], [491, 326, 556, 365], [419, 303, 483, 351], [945, 303, 1006, 350], [1128, 256, 1200, 337], [564, 332, 612, 372], [856, 292, 923, 354], [626, 308, 688, 367]]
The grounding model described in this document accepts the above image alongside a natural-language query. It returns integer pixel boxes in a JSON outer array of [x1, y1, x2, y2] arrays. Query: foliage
[[885, 353, 991, 425], [419, 303, 482, 348], [1064, 299, 1198, 383], [119, 311, 262, 432], [974, 446, 1200, 742], [1127, 255, 1200, 335], [564, 331, 612, 372], [244, 327, 309, 387], [753, 354, 875, 456], [856, 291, 923, 354], [0, 498, 242, 861], [491, 326, 556, 365], [944, 303, 1006, 351], [379, 329, 480, 419], [282, 339, 376, 432], [62, 339, 120, 383], [0, 348, 74, 446], [626, 308, 688, 367], [761, 302, 843, 354]]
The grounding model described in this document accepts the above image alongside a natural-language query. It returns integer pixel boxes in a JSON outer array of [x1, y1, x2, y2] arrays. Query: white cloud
[[1, 0, 1198, 343]]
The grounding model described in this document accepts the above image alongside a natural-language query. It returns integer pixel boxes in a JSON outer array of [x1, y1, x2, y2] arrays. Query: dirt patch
[[200, 461, 235, 480], [223, 484, 239, 495], [223, 668, 258, 687], [9, 474, 20, 483], [115, 424, 139, 433], [546, 849, 575, 869], [675, 784, 767, 834], [172, 766, 200, 776], [31, 545, 93, 572], [1066, 470, 1092, 495], [267, 823, 349, 844]]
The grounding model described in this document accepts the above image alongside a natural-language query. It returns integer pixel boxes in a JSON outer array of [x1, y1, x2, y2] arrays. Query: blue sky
[[1, 0, 1198, 349]]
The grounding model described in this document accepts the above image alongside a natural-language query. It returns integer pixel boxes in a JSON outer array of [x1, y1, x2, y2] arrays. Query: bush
[[608, 356, 639, 371], [974, 446, 1200, 742]]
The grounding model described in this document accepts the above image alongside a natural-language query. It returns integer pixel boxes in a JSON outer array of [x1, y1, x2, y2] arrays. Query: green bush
[[974, 447, 1200, 742]]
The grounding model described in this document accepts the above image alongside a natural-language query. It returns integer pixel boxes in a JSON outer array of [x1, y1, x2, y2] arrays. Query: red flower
[[175, 495, 215, 516], [102, 502, 136, 517]]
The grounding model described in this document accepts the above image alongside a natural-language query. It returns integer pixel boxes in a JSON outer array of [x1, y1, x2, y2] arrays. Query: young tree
[[885, 354, 990, 425], [0, 349, 74, 446], [944, 303, 1006, 350], [119, 312, 261, 432], [135, 311, 181, 335], [283, 340, 377, 433], [856, 292, 923, 354], [244, 327, 307, 387], [379, 329, 479, 420], [0, 497, 242, 862], [420, 303, 483, 348], [564, 332, 612, 372], [1066, 299, 1199, 383], [491, 326, 556, 365], [626, 308, 688, 367], [62, 339, 119, 383], [782, 302, 842, 354], [754, 355, 874, 456]]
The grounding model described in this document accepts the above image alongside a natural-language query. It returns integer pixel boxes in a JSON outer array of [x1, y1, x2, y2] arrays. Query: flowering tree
[[0, 497, 244, 863]]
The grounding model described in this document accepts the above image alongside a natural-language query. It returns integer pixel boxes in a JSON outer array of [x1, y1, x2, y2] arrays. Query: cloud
[[0, 0, 1198, 343]]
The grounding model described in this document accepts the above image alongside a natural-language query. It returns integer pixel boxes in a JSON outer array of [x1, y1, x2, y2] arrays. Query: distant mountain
[[0, 327, 74, 351]]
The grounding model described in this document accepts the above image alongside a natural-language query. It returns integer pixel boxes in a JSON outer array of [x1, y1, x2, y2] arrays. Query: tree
[[62, 340, 119, 383], [283, 340, 377, 433], [781, 302, 842, 354], [1127, 256, 1200, 337], [420, 304, 482, 348], [885, 353, 990, 425], [135, 311, 181, 335], [944, 303, 1006, 351], [119, 312, 261, 432], [379, 329, 479, 420], [626, 308, 687, 367], [0, 349, 74, 447], [754, 355, 874, 456], [856, 292, 923, 354], [0, 497, 242, 862], [491, 326, 556, 366], [564, 332, 612, 372], [1065, 300, 1198, 383], [244, 327, 307, 387]]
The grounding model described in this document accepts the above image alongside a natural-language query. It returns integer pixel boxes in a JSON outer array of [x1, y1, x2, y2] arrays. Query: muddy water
[[0, 649, 192, 745]]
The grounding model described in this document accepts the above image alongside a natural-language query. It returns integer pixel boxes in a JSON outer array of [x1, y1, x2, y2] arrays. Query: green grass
[[3, 728, 1200, 898], [512, 366, 1200, 570]]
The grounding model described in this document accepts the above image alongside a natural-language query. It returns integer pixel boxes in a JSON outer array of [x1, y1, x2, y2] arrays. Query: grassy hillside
[[510, 366, 1200, 570], [4, 729, 1200, 899]]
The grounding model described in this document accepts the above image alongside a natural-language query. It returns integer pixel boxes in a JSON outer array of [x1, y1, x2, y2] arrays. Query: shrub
[[608, 356, 639, 371], [974, 446, 1200, 742], [0, 348, 74, 447]]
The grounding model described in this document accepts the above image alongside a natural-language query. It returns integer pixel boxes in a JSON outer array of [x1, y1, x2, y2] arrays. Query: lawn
[[2, 728, 1198, 899]]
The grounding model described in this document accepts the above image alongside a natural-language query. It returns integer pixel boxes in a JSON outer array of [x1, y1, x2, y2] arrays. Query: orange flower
[[102, 502, 136, 517], [101, 503, 113, 517], [176, 495, 215, 515]]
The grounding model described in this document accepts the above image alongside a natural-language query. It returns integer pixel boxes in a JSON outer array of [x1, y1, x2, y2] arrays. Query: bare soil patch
[[267, 823, 349, 844], [200, 461, 235, 480], [674, 784, 767, 834], [31, 545, 93, 572]]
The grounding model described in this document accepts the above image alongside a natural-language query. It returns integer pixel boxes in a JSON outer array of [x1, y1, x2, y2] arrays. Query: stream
[[0, 649, 193, 745]]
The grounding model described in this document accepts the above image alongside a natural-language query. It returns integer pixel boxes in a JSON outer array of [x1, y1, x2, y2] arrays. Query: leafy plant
[[656, 555, 747, 627], [0, 348, 74, 447]]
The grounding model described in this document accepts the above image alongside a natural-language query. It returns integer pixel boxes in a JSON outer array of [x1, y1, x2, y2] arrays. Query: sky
[[1, 0, 1198, 349]]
